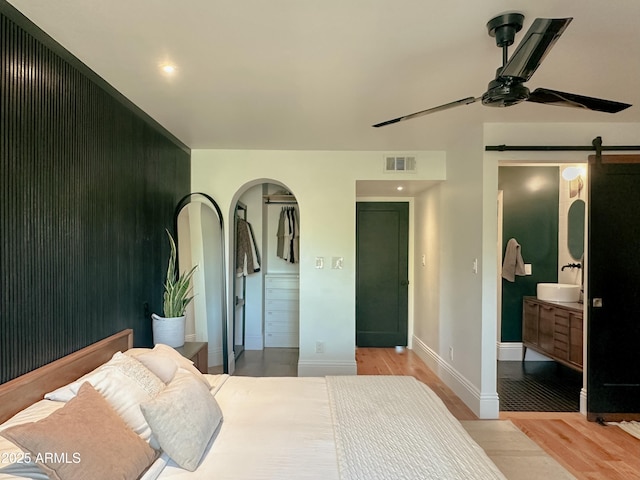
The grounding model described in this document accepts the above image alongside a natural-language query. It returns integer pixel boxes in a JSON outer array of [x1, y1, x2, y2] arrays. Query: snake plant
[[162, 229, 197, 317]]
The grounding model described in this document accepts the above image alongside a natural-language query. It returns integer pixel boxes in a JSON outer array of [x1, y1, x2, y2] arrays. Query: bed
[[0, 330, 507, 480]]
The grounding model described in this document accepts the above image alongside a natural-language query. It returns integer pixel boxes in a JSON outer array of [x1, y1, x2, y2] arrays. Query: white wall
[[412, 125, 500, 418], [191, 150, 446, 376]]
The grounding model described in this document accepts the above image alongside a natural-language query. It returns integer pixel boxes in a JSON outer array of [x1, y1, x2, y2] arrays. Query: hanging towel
[[502, 238, 526, 282]]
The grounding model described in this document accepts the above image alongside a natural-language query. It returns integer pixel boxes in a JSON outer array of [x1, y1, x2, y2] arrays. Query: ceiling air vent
[[384, 155, 416, 173]]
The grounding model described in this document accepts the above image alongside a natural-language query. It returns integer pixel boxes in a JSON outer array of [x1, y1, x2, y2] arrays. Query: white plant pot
[[152, 313, 185, 348]]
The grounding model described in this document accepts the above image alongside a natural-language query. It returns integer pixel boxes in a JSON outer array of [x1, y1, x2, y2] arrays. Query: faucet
[[561, 263, 582, 271]]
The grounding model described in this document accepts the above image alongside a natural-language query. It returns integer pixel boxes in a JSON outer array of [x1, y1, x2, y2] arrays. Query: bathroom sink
[[537, 283, 581, 303]]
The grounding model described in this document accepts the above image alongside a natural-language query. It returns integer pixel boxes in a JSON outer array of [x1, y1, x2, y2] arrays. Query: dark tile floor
[[497, 360, 583, 412]]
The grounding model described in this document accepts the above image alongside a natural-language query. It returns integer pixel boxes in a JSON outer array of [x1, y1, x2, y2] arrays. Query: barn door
[[587, 154, 640, 421]]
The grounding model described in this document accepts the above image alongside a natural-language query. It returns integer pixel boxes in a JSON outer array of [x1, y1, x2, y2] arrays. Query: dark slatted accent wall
[[0, 6, 191, 383]]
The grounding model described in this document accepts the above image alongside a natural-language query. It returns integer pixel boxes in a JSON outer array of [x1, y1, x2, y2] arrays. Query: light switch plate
[[315, 257, 324, 269]]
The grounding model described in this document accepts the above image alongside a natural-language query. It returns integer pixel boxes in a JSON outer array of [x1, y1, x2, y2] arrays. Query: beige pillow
[[45, 352, 164, 446], [0, 383, 157, 480], [140, 371, 223, 471], [134, 352, 178, 384]]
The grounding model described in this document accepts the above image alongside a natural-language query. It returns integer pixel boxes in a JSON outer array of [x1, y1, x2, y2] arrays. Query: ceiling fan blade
[[372, 97, 480, 127], [527, 88, 632, 113], [499, 17, 572, 81]]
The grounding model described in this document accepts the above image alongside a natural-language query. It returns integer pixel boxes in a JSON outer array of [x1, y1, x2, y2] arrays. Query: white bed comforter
[[154, 375, 340, 479]]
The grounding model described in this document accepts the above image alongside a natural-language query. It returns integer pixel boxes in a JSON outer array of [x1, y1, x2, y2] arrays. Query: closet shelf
[[263, 194, 297, 205]]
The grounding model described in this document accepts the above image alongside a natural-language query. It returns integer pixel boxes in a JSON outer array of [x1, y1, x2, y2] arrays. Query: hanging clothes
[[236, 217, 261, 276], [277, 207, 299, 264], [290, 207, 299, 263]]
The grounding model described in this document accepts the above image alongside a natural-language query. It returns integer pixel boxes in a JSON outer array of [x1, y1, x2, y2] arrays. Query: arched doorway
[[228, 180, 300, 376]]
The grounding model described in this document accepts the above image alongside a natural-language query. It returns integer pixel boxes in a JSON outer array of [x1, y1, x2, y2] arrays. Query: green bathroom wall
[[499, 166, 559, 342]]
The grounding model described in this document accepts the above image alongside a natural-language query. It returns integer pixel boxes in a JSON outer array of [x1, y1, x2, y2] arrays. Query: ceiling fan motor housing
[[482, 79, 530, 107]]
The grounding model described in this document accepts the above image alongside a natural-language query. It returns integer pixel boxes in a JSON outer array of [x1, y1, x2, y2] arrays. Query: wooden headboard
[[0, 329, 133, 424]]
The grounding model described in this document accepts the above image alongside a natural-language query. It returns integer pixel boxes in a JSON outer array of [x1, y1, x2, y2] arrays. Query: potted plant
[[152, 229, 197, 347]]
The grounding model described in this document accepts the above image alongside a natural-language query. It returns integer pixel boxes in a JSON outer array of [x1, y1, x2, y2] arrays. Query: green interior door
[[356, 202, 409, 347]]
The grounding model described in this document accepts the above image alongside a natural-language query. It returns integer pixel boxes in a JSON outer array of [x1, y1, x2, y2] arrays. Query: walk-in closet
[[233, 183, 299, 375]]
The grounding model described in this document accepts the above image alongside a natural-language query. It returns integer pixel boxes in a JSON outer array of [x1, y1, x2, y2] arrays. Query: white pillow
[[127, 344, 210, 389], [140, 371, 223, 471], [44, 352, 165, 447]]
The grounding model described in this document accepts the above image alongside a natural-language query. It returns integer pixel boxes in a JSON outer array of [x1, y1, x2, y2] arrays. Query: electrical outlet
[[449, 346, 454, 361], [316, 341, 325, 354]]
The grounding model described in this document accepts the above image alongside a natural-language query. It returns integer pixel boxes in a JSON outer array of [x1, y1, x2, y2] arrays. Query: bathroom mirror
[[567, 199, 585, 261], [174, 193, 228, 373]]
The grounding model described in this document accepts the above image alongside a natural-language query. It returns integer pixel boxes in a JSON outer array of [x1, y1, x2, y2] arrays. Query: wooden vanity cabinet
[[522, 297, 583, 371]]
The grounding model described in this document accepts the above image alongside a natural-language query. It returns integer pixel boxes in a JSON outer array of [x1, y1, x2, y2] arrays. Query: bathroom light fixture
[[562, 166, 581, 181], [562, 166, 585, 198], [396, 186, 404, 191]]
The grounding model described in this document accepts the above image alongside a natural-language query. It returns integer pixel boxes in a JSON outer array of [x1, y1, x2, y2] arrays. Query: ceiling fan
[[372, 13, 632, 128]]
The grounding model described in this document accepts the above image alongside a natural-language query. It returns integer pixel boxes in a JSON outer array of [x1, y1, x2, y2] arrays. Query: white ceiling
[[7, 0, 640, 151]]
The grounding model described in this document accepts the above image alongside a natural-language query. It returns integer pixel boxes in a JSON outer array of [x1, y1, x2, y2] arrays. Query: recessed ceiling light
[[396, 186, 404, 191], [161, 64, 177, 74]]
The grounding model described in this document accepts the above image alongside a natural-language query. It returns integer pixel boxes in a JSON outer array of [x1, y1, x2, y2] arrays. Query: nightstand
[[175, 342, 208, 374]]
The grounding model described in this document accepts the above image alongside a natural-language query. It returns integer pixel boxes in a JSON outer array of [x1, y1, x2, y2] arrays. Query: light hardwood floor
[[356, 347, 640, 480]]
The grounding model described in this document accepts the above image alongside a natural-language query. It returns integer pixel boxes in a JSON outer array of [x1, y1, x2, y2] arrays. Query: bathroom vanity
[[522, 297, 584, 372]]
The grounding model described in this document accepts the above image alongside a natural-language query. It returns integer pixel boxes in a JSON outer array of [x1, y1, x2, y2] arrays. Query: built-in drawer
[[265, 288, 299, 300], [265, 299, 299, 311], [265, 309, 298, 323], [265, 332, 298, 348], [265, 320, 299, 333], [265, 275, 299, 290]]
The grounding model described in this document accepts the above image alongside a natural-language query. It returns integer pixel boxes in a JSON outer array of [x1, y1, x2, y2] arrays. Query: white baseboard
[[497, 342, 553, 361], [208, 347, 224, 368], [580, 387, 587, 415], [297, 359, 357, 377], [412, 335, 499, 419]]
